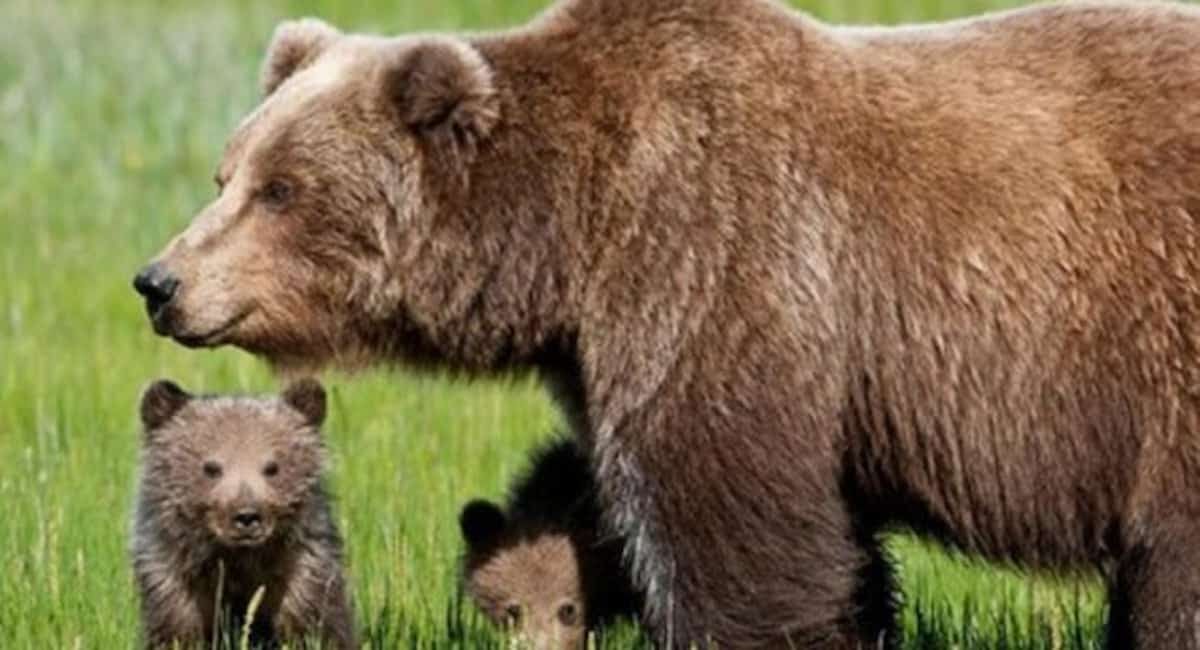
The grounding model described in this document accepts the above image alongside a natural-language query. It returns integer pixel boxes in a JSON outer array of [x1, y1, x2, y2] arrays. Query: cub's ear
[[384, 38, 500, 153], [261, 18, 340, 96], [282, 378, 327, 427], [460, 499, 507, 550], [140, 379, 191, 431]]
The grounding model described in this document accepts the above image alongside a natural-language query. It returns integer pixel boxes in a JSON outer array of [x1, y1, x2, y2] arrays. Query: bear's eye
[[503, 604, 522, 627], [262, 461, 279, 478], [202, 461, 223, 479], [260, 179, 293, 208], [557, 602, 580, 627]]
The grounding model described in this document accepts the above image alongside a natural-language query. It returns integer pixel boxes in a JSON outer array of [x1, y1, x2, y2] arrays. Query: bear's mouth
[[216, 526, 275, 548], [226, 533, 270, 547], [171, 309, 252, 349]]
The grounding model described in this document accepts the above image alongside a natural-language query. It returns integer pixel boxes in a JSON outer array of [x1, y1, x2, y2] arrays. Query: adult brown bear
[[133, 0, 1200, 647]]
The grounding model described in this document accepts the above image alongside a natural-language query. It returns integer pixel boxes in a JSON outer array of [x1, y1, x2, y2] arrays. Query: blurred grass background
[[0, 0, 1117, 647]]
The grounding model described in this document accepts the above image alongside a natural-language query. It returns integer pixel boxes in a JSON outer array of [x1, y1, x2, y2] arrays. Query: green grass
[[0, 0, 1113, 647]]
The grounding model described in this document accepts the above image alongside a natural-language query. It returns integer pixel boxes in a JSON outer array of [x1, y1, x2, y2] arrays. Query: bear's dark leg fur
[[1107, 520, 1200, 650], [850, 529, 900, 650]]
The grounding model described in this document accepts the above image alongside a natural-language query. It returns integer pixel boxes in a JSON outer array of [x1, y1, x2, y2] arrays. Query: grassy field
[[0, 0, 1119, 647]]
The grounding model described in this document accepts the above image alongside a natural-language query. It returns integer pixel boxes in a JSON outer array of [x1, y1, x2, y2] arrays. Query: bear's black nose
[[132, 263, 179, 314], [232, 509, 262, 530]]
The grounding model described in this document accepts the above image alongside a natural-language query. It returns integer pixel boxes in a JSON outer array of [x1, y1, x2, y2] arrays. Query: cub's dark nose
[[132, 263, 179, 313], [232, 509, 262, 530]]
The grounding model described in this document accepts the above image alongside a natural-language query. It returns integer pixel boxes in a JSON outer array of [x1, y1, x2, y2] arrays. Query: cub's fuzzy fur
[[131, 379, 355, 649], [460, 437, 641, 649]]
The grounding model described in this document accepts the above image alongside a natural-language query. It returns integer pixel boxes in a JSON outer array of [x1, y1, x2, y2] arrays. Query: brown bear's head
[[460, 500, 590, 650], [133, 19, 510, 371], [138, 378, 327, 548]]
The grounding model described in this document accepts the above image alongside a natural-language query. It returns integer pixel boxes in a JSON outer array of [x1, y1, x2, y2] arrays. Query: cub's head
[[133, 19, 502, 370], [137, 378, 328, 547], [460, 500, 590, 650]]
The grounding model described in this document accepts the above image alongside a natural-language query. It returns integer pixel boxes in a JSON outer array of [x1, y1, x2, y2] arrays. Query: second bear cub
[[461, 436, 642, 649]]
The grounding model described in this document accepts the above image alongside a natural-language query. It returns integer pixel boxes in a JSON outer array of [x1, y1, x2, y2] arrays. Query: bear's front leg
[[1107, 516, 1200, 650], [594, 392, 897, 650], [132, 551, 210, 650], [136, 579, 208, 650], [272, 551, 357, 650]]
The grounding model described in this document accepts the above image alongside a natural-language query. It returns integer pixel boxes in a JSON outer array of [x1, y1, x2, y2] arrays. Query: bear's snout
[[132, 262, 179, 329], [232, 508, 263, 531], [213, 502, 275, 547]]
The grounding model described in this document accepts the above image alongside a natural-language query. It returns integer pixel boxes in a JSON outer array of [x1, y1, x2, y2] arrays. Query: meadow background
[[0, 0, 1120, 647]]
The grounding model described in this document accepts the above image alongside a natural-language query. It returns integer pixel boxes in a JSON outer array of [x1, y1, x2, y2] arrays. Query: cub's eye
[[213, 174, 225, 195], [202, 461, 223, 479], [262, 461, 279, 478], [557, 602, 580, 627], [503, 604, 522, 627], [260, 179, 293, 207]]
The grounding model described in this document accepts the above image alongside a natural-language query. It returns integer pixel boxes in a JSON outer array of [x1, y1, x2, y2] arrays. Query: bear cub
[[460, 435, 642, 649], [131, 378, 355, 649]]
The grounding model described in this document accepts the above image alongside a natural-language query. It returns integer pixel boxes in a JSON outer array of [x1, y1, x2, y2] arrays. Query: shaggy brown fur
[[460, 437, 641, 649], [134, 0, 1200, 647], [131, 379, 355, 649]]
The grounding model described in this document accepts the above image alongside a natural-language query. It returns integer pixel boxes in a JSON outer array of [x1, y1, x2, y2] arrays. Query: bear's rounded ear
[[261, 18, 340, 96], [140, 379, 191, 431], [282, 378, 327, 427], [460, 499, 507, 550], [383, 38, 500, 153]]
